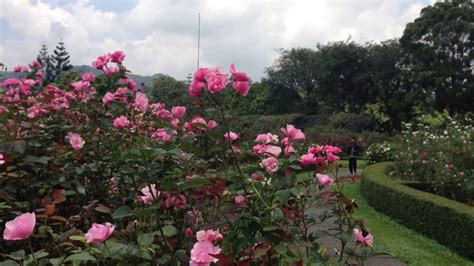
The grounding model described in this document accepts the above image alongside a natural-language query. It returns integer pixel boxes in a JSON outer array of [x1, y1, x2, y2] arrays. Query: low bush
[[365, 142, 395, 164], [329, 112, 377, 133], [361, 163, 474, 259]]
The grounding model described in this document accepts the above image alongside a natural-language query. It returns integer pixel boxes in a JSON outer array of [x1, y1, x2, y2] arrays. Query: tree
[[263, 48, 317, 114], [400, 0, 474, 113], [315, 40, 374, 113], [37, 44, 53, 85], [49, 41, 73, 83], [148, 75, 190, 106], [367, 40, 417, 133]]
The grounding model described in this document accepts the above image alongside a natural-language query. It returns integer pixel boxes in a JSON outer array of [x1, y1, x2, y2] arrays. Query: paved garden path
[[307, 170, 407, 266]]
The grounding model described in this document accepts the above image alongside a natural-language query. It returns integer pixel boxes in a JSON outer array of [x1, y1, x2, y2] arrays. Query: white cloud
[[0, 0, 429, 80]]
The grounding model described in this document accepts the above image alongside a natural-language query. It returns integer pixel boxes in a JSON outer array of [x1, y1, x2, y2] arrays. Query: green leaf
[[138, 233, 155, 247], [0, 259, 19, 266], [273, 208, 284, 222], [8, 250, 25, 260], [112, 205, 134, 220], [12, 141, 27, 154], [274, 243, 287, 255], [263, 225, 279, 231], [64, 252, 97, 262], [162, 225, 177, 237], [287, 242, 303, 258], [69, 235, 87, 242]]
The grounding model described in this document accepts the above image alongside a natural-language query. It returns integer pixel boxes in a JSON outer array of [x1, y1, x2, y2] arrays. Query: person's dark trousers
[[349, 157, 357, 174]]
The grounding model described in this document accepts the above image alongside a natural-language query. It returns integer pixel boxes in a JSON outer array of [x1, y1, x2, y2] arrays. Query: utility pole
[[197, 13, 200, 69]]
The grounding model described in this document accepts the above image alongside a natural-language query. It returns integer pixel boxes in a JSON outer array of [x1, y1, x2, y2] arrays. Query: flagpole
[[197, 13, 200, 69]]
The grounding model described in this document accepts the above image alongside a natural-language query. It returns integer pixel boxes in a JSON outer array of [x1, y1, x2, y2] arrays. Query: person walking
[[347, 137, 360, 175]]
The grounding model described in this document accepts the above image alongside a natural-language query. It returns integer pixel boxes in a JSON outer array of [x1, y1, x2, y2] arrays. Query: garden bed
[[361, 162, 474, 259]]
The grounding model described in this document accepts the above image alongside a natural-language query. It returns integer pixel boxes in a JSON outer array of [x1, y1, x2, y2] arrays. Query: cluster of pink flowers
[[2, 78, 36, 104], [92, 50, 126, 75], [163, 193, 187, 210], [190, 229, 222, 266], [300, 144, 342, 166], [254, 125, 305, 174], [189, 65, 250, 98]]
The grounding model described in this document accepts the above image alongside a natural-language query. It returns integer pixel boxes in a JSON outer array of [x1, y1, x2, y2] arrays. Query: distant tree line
[[146, 1, 472, 134]]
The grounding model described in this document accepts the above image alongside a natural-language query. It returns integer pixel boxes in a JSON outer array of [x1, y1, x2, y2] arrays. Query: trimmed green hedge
[[361, 162, 474, 259]]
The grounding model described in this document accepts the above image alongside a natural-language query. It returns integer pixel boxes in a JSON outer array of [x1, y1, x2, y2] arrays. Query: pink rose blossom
[[207, 120, 217, 129], [317, 174, 334, 187], [134, 92, 149, 113], [171, 118, 180, 128], [103, 66, 119, 76], [260, 157, 279, 173], [300, 153, 319, 166], [255, 133, 278, 144], [92, 55, 110, 69], [281, 124, 305, 141], [172, 106, 186, 117], [327, 153, 340, 163], [151, 128, 173, 142], [85, 222, 115, 244], [138, 184, 159, 204], [102, 92, 115, 105], [354, 229, 374, 247], [234, 195, 246, 205], [109, 50, 126, 64], [186, 227, 194, 237], [205, 67, 229, 93], [114, 116, 130, 129], [82, 72, 96, 82], [190, 240, 221, 266], [284, 145, 295, 157], [3, 213, 36, 240], [164, 193, 187, 210], [224, 131, 239, 142], [0, 154, 4, 165], [196, 230, 223, 242], [189, 68, 208, 98], [251, 172, 265, 181], [68, 133, 85, 150], [263, 145, 282, 157], [229, 64, 250, 96]]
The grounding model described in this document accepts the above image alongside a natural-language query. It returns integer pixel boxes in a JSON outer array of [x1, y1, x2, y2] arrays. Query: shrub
[[365, 142, 395, 164], [393, 118, 474, 203], [361, 163, 474, 259], [0, 52, 377, 265], [329, 112, 377, 133]]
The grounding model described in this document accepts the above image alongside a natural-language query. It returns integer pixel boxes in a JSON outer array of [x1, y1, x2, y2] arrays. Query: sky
[[0, 0, 436, 81]]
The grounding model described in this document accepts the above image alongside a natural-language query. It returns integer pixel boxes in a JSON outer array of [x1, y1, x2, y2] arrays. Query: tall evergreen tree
[[49, 41, 73, 82], [37, 44, 53, 84]]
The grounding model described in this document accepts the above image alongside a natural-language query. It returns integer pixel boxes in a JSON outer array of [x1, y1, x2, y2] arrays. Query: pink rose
[[300, 153, 318, 166], [205, 67, 228, 93], [109, 50, 126, 64], [327, 153, 340, 163], [3, 213, 36, 240], [229, 64, 250, 96], [263, 145, 282, 157], [260, 157, 279, 173], [255, 133, 278, 144], [172, 106, 186, 117], [234, 195, 246, 205], [134, 92, 149, 113], [284, 145, 295, 157], [316, 174, 334, 187], [85, 222, 115, 244], [138, 184, 159, 204], [102, 92, 115, 105], [68, 133, 85, 150], [0, 154, 4, 165], [281, 124, 305, 141], [190, 240, 221, 266], [113, 116, 130, 129], [251, 172, 265, 181], [354, 229, 374, 247], [207, 120, 217, 129], [224, 131, 239, 142], [189, 68, 208, 98], [92, 55, 110, 69], [196, 229, 223, 242], [82, 72, 96, 82], [164, 193, 187, 210], [186, 227, 193, 237]]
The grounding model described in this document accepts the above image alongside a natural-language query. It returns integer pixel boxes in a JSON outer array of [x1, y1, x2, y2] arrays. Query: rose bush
[[0, 52, 380, 265], [394, 118, 474, 204], [365, 142, 394, 164]]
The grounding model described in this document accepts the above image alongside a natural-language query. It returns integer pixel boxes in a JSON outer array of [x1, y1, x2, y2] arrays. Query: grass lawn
[[337, 159, 368, 171], [343, 181, 473, 266]]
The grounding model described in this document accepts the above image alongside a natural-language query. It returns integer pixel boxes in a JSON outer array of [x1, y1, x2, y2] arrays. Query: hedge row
[[361, 162, 474, 259]]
